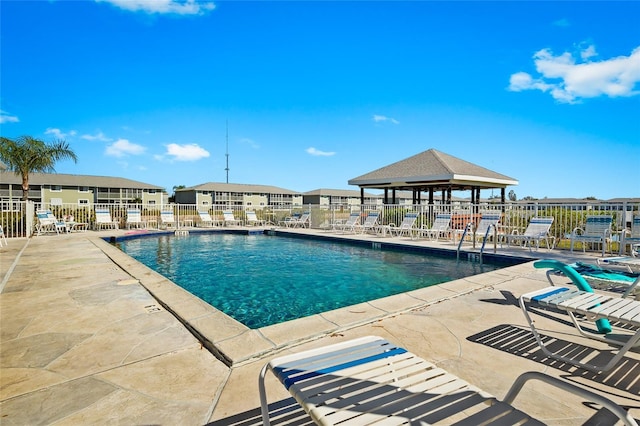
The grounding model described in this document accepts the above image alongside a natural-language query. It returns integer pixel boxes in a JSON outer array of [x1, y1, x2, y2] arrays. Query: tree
[[508, 190, 517, 201], [169, 184, 186, 203], [0, 135, 78, 201]]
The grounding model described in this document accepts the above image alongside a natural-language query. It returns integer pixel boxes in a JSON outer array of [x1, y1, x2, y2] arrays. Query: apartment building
[[174, 182, 303, 208], [0, 171, 167, 206]]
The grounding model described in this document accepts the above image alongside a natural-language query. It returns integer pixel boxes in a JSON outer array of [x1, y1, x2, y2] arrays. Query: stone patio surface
[[0, 229, 638, 425]]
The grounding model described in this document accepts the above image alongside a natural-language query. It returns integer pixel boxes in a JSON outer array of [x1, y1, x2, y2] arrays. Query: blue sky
[[1, 1, 639, 200]]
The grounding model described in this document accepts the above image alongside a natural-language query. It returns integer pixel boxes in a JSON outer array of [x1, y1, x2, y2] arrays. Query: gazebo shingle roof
[[348, 148, 517, 191]]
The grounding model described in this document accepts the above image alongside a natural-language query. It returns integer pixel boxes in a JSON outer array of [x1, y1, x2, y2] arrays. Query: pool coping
[[96, 228, 543, 367]]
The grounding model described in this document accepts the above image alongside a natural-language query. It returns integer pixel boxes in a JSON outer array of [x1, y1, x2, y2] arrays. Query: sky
[[1, 1, 639, 200]]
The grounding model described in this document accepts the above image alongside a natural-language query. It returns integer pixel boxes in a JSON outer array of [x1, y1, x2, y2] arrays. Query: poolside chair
[[0, 225, 7, 247], [419, 212, 452, 240], [335, 212, 361, 233], [288, 211, 311, 228], [503, 216, 555, 251], [570, 215, 613, 256], [198, 210, 218, 227], [259, 336, 637, 426], [223, 210, 242, 226], [279, 212, 301, 227], [354, 211, 379, 234], [95, 208, 119, 230], [35, 210, 67, 235], [245, 210, 266, 226], [126, 208, 146, 229], [520, 280, 640, 373], [160, 210, 176, 229], [456, 212, 501, 244], [620, 214, 640, 256], [383, 211, 419, 238]]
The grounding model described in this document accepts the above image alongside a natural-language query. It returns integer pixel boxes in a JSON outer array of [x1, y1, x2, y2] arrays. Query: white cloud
[[508, 44, 640, 103], [0, 110, 19, 124], [372, 114, 399, 124], [97, 0, 215, 15], [553, 18, 570, 27], [105, 138, 146, 157], [240, 138, 260, 149], [45, 128, 77, 139], [306, 147, 335, 157], [165, 143, 210, 161], [81, 131, 112, 142]]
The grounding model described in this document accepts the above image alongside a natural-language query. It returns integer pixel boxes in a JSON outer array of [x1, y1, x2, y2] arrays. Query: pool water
[[118, 233, 501, 328]]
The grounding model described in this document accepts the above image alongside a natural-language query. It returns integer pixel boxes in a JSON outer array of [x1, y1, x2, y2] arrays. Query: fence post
[[26, 201, 34, 237]]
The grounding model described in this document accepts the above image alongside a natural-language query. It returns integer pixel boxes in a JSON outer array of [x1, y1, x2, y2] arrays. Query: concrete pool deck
[[1, 228, 638, 425]]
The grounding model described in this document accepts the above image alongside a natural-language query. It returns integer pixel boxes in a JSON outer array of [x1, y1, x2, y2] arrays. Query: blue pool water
[[117, 233, 501, 328]]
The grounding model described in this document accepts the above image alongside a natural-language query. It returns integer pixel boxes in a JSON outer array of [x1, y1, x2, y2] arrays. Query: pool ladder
[[456, 224, 498, 263], [175, 229, 189, 236]]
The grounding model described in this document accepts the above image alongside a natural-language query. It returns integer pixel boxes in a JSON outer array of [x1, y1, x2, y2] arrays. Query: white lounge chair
[[520, 283, 640, 373], [35, 210, 67, 235], [355, 211, 379, 234], [160, 210, 176, 229], [126, 208, 146, 229], [0, 225, 7, 247], [419, 213, 452, 240], [503, 216, 555, 251], [620, 214, 640, 256], [284, 212, 311, 228], [198, 210, 218, 227], [95, 208, 119, 230], [335, 212, 361, 233], [223, 210, 242, 226], [456, 212, 501, 244], [245, 210, 265, 226], [570, 215, 613, 256], [383, 211, 419, 238], [259, 336, 638, 426]]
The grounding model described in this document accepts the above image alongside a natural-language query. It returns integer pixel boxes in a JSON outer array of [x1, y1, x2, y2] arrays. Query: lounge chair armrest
[[504, 371, 638, 426], [572, 226, 584, 236]]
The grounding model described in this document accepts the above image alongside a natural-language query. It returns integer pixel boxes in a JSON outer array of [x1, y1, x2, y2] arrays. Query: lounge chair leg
[[504, 371, 638, 426]]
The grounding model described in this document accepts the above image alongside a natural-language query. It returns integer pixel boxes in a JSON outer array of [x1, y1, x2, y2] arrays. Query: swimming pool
[[117, 232, 503, 328]]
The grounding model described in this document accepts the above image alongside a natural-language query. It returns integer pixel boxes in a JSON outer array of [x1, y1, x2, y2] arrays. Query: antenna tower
[[225, 121, 229, 183]]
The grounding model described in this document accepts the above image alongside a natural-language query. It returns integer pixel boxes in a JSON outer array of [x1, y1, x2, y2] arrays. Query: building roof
[[348, 148, 518, 191], [0, 171, 165, 190], [178, 182, 301, 195], [303, 188, 380, 198]]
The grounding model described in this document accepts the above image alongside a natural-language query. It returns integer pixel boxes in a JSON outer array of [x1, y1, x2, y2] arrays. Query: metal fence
[[1, 201, 638, 253]]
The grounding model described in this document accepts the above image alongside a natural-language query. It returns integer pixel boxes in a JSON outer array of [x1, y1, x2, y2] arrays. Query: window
[[78, 187, 90, 193], [202, 201, 209, 206], [51, 185, 62, 192], [50, 198, 63, 205], [77, 199, 89, 205], [148, 200, 156, 205], [148, 189, 157, 194]]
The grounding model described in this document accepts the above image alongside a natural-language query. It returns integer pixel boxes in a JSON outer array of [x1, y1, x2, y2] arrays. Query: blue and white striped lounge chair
[[503, 217, 555, 251], [520, 286, 640, 372], [384, 212, 418, 238], [160, 210, 176, 229], [259, 336, 638, 425], [245, 210, 266, 226], [419, 213, 452, 240], [621, 215, 640, 256], [355, 211, 380, 234], [95, 208, 119, 230], [36, 210, 67, 235], [335, 212, 361, 234], [223, 210, 242, 226], [570, 215, 613, 256], [198, 211, 218, 227], [126, 208, 146, 229]]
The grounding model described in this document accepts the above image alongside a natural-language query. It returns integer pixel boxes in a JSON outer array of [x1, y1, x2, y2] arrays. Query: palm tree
[[0, 135, 78, 201]]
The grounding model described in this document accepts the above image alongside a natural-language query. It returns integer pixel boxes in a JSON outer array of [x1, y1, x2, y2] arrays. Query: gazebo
[[348, 148, 518, 205]]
